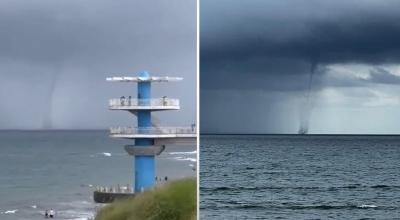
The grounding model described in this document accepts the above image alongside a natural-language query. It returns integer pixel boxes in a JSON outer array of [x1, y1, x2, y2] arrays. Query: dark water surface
[[200, 135, 400, 219], [0, 131, 196, 220]]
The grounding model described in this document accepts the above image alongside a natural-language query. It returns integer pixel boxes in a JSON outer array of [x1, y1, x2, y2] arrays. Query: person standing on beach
[[49, 209, 54, 218], [45, 210, 49, 218]]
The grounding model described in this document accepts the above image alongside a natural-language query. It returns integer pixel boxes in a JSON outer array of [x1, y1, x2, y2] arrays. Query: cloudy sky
[[201, 0, 400, 134], [0, 0, 196, 129]]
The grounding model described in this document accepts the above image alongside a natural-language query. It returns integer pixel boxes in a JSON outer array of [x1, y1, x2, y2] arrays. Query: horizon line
[[1, 130, 400, 136], [0, 129, 108, 131], [201, 133, 400, 136]]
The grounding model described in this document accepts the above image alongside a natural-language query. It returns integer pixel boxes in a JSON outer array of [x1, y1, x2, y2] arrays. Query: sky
[[201, 0, 400, 134], [0, 0, 197, 129]]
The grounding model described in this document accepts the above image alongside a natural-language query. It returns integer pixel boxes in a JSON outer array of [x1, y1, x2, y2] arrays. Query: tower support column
[[134, 71, 155, 192]]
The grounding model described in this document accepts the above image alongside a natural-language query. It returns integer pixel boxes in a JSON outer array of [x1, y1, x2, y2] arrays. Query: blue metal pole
[[135, 71, 155, 192]]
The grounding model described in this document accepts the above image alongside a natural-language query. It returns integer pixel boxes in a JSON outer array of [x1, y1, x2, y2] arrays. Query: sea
[[0, 130, 196, 220], [200, 135, 400, 219]]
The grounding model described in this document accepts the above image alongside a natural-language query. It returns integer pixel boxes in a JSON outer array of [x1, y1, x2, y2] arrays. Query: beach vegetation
[[95, 177, 196, 220]]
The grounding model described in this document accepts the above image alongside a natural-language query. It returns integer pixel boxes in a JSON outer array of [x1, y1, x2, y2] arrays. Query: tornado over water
[[42, 73, 58, 129], [298, 59, 318, 134]]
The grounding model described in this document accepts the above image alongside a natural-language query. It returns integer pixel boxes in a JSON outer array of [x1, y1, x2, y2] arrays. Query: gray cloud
[[0, 0, 196, 129]]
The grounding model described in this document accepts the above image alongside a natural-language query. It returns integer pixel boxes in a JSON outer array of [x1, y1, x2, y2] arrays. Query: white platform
[[106, 76, 182, 82], [110, 127, 197, 141], [109, 98, 180, 111]]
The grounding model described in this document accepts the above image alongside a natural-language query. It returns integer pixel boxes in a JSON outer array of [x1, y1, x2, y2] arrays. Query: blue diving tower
[[105, 71, 196, 194]]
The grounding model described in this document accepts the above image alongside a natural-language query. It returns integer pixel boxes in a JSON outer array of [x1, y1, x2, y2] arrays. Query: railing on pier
[[109, 98, 179, 108], [95, 184, 133, 193], [110, 126, 197, 135]]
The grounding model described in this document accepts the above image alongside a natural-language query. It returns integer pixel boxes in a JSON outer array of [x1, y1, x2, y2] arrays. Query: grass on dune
[[95, 178, 197, 220]]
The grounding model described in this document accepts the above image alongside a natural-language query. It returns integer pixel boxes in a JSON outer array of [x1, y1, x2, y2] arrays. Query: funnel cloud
[[298, 58, 319, 134], [42, 71, 59, 129]]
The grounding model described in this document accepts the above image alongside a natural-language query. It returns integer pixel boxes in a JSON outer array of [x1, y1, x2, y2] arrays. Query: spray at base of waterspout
[[298, 126, 308, 135]]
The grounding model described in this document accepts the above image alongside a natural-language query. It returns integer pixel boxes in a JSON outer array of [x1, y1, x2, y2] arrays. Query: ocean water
[[0, 131, 196, 220], [200, 135, 400, 219]]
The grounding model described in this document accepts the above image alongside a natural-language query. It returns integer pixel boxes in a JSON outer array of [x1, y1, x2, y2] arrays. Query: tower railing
[[109, 98, 179, 108], [110, 126, 197, 135]]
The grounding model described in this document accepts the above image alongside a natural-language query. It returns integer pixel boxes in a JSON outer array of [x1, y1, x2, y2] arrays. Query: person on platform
[[120, 96, 125, 106]]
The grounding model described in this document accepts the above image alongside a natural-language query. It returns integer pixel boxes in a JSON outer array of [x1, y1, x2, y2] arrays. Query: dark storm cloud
[[365, 67, 400, 84], [201, 0, 400, 90], [0, 0, 196, 129], [200, 0, 400, 134]]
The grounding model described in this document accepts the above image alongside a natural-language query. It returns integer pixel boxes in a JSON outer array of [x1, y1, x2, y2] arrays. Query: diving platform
[[109, 98, 180, 111], [110, 126, 196, 139], [106, 76, 182, 82], [96, 71, 196, 202]]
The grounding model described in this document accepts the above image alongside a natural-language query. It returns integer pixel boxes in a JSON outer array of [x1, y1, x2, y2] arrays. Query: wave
[[1, 209, 18, 214], [90, 152, 114, 157], [276, 204, 379, 210], [58, 200, 94, 210], [169, 151, 197, 155], [0, 200, 96, 219], [284, 204, 378, 210], [55, 209, 94, 219], [370, 184, 391, 188], [80, 183, 94, 188], [205, 203, 383, 211], [201, 184, 400, 192], [53, 200, 96, 219], [101, 152, 111, 157], [174, 156, 197, 162], [201, 186, 322, 192], [358, 204, 378, 208], [232, 204, 265, 209]]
